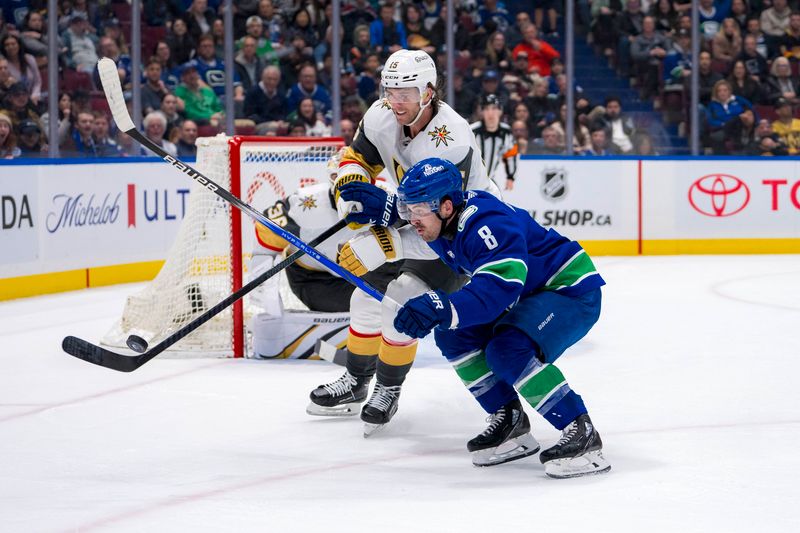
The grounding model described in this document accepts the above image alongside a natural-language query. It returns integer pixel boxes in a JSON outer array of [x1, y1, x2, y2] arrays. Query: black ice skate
[[539, 413, 611, 478], [306, 371, 371, 416], [360, 382, 401, 437], [467, 399, 540, 467]]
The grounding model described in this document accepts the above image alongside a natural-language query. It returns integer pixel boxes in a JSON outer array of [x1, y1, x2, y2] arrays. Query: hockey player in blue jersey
[[337, 157, 611, 478]]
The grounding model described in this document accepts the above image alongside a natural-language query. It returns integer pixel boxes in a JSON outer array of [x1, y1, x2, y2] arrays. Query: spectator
[[765, 56, 800, 106], [166, 18, 196, 66], [60, 110, 97, 157], [348, 24, 373, 73], [370, 1, 407, 59], [0, 112, 20, 158], [615, 0, 646, 78], [341, 94, 366, 124], [95, 36, 132, 90], [173, 63, 224, 126], [663, 28, 693, 90], [486, 31, 513, 72], [176, 120, 199, 157], [650, 0, 679, 34], [597, 96, 636, 154], [771, 98, 800, 155], [451, 70, 479, 121], [760, 0, 791, 41], [235, 35, 267, 94], [355, 52, 381, 104], [712, 17, 743, 68], [723, 106, 757, 154], [3, 82, 41, 127], [736, 33, 769, 83], [286, 63, 332, 117], [142, 111, 177, 157], [403, 4, 435, 54], [102, 18, 130, 56], [512, 23, 560, 77], [211, 18, 226, 59], [287, 96, 330, 137], [503, 51, 537, 101], [551, 103, 591, 153], [533, 0, 560, 37], [290, 8, 319, 48], [92, 111, 123, 156], [0, 34, 40, 107], [780, 11, 800, 62], [144, 0, 183, 27], [428, 3, 469, 52], [280, 34, 315, 88], [0, 57, 16, 103], [583, 126, 616, 156], [153, 40, 178, 73], [141, 58, 169, 115], [696, 51, 724, 106], [477, 69, 510, 112], [527, 124, 564, 155], [238, 15, 274, 61], [745, 16, 772, 59], [729, 0, 750, 34], [698, 0, 731, 40], [62, 13, 99, 74], [40, 93, 72, 147], [630, 16, 669, 99], [511, 101, 533, 133], [506, 10, 531, 49], [187, 34, 245, 102], [633, 131, 659, 155], [728, 59, 763, 105], [340, 118, 356, 145], [19, 10, 49, 61], [748, 118, 789, 155], [245, 65, 288, 133], [258, 0, 288, 47], [160, 93, 184, 139], [288, 119, 307, 136], [523, 77, 556, 138], [591, 1, 624, 56], [183, 0, 216, 42], [706, 79, 753, 153], [17, 119, 46, 157]]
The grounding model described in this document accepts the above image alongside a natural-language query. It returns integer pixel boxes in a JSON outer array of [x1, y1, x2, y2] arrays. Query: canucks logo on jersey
[[428, 125, 454, 148]]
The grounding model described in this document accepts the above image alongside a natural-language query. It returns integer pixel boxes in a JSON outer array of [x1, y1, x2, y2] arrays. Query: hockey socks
[[515, 364, 587, 431], [450, 349, 518, 414]]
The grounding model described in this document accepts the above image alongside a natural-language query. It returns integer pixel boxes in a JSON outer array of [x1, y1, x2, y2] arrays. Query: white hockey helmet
[[381, 49, 437, 94]]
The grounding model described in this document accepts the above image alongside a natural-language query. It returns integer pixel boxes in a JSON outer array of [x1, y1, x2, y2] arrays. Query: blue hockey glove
[[394, 290, 453, 339], [338, 181, 398, 227]]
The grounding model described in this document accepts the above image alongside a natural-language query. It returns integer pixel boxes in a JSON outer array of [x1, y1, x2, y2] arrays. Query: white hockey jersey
[[255, 182, 355, 274], [343, 99, 501, 196]]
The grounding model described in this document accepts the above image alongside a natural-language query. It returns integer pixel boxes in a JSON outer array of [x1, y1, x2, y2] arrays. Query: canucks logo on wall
[[541, 168, 567, 202]]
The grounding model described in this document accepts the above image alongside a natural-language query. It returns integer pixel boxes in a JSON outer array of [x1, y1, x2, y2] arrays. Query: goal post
[[101, 135, 345, 358]]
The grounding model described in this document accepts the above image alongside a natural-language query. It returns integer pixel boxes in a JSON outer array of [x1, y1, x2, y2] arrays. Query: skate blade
[[363, 422, 387, 438], [544, 450, 611, 479], [306, 401, 361, 417], [471, 433, 541, 467]]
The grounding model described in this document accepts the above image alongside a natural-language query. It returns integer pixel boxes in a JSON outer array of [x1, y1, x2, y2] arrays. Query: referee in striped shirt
[[471, 94, 519, 191]]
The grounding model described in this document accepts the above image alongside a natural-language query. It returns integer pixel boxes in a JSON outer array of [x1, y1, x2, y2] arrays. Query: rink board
[[2, 156, 800, 300]]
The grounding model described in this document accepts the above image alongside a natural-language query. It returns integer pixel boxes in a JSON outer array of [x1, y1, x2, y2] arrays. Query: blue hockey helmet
[[397, 158, 464, 220]]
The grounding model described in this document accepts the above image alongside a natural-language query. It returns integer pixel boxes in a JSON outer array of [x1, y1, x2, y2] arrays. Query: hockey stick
[[94, 57, 386, 303], [62, 219, 348, 372]]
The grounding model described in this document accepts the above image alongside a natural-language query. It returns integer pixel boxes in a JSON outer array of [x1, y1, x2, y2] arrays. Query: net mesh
[[100, 135, 343, 356]]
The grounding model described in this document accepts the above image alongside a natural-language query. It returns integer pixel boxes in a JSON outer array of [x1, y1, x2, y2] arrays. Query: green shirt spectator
[[173, 64, 223, 125]]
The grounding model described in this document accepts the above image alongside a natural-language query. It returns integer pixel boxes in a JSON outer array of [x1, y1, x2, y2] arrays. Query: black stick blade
[[62, 336, 144, 373]]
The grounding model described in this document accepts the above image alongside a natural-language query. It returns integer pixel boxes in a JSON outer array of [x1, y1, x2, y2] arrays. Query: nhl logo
[[541, 168, 567, 201]]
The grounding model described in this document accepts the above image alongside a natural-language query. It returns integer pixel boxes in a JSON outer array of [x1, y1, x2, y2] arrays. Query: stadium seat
[[197, 124, 219, 137], [142, 26, 167, 56], [754, 104, 778, 122], [61, 68, 93, 92]]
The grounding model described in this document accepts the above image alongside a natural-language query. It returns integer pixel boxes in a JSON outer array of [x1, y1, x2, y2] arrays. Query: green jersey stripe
[[544, 250, 599, 291], [473, 258, 528, 285]]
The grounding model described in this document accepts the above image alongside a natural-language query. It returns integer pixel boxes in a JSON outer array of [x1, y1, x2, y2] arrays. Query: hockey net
[[100, 135, 345, 357]]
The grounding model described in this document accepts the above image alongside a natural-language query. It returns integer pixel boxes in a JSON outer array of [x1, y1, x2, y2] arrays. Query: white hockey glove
[[337, 226, 403, 276]]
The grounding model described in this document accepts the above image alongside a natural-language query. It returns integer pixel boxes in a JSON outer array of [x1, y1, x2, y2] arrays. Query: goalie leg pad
[[250, 310, 350, 359]]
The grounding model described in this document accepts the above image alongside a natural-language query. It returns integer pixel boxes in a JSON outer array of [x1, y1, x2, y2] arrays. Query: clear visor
[[397, 199, 440, 221], [381, 86, 422, 104]]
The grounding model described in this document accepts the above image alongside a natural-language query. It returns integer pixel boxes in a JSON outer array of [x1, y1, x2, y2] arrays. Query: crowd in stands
[[0, 0, 799, 159]]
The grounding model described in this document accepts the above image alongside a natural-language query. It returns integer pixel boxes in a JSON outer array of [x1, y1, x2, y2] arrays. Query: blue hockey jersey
[[428, 191, 605, 328]]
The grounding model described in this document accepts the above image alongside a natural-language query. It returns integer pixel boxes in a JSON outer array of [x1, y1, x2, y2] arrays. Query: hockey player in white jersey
[[248, 152, 401, 361], [307, 49, 500, 435]]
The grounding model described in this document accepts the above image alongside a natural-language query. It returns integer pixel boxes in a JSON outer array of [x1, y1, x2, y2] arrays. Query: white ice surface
[[1, 255, 800, 533]]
